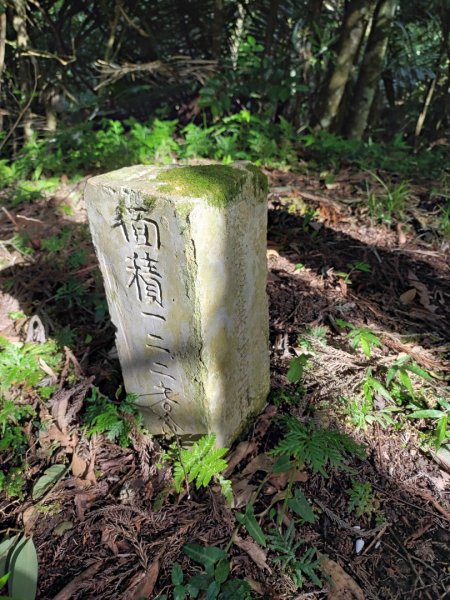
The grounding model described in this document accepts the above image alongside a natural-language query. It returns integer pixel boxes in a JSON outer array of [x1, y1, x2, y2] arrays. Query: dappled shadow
[[267, 200, 450, 342]]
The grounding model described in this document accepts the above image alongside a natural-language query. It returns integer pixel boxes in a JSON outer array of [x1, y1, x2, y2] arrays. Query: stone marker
[[84, 162, 269, 446]]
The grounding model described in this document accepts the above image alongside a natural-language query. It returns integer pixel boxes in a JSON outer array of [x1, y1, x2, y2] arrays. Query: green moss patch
[[155, 164, 265, 208], [245, 163, 268, 195]]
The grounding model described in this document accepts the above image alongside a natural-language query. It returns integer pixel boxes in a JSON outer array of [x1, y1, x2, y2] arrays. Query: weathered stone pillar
[[84, 163, 269, 446]]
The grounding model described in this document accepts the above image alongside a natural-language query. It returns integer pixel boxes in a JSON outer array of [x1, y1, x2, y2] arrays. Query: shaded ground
[[0, 166, 449, 599]]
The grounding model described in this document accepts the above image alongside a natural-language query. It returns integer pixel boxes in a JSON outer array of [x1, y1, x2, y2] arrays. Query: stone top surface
[[86, 162, 268, 208]]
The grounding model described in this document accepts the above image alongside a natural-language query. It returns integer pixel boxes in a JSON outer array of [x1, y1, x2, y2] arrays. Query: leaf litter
[[0, 167, 449, 599]]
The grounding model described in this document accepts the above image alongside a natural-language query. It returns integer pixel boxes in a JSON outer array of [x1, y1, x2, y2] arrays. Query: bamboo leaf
[[236, 505, 267, 547], [8, 537, 38, 600], [183, 544, 226, 569], [171, 563, 183, 586], [214, 559, 230, 584], [287, 490, 316, 523], [408, 409, 444, 419], [405, 363, 432, 380], [0, 536, 20, 578], [32, 464, 66, 500]]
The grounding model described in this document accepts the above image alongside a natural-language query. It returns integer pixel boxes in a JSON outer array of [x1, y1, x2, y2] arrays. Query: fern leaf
[[173, 434, 229, 497], [272, 417, 365, 477]]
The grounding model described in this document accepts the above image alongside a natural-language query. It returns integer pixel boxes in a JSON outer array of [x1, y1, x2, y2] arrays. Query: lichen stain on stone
[[155, 164, 265, 208]]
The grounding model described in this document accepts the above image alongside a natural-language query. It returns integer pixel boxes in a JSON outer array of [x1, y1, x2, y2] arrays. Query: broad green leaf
[[287, 356, 309, 383], [369, 378, 392, 401], [0, 536, 20, 578], [272, 455, 292, 473], [173, 585, 186, 600], [236, 505, 266, 547], [185, 584, 199, 598], [171, 563, 183, 586], [405, 363, 432, 380], [32, 464, 66, 500], [360, 337, 371, 357], [287, 490, 316, 523], [183, 544, 226, 569], [408, 410, 444, 419], [8, 537, 38, 600], [205, 580, 220, 600], [214, 559, 230, 584], [435, 416, 448, 449], [385, 367, 396, 388], [188, 574, 211, 590], [335, 319, 350, 329], [398, 369, 414, 397], [0, 573, 9, 587]]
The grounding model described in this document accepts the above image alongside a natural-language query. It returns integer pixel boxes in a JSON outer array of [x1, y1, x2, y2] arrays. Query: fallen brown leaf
[[234, 536, 272, 573], [232, 480, 257, 509], [320, 557, 365, 600], [22, 505, 39, 536], [254, 405, 277, 438], [399, 288, 416, 305], [408, 270, 437, 312], [224, 441, 258, 477], [131, 559, 160, 599], [51, 561, 104, 600], [242, 453, 274, 476], [71, 452, 88, 478], [267, 468, 308, 491]]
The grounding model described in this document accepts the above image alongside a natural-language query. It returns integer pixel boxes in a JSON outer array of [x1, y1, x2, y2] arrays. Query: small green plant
[[407, 397, 450, 450], [236, 504, 267, 546], [342, 395, 400, 430], [272, 416, 365, 477], [53, 278, 87, 308], [0, 466, 27, 499], [41, 228, 70, 254], [0, 535, 38, 600], [173, 434, 232, 504], [286, 354, 312, 384], [347, 481, 378, 518], [270, 387, 304, 407], [385, 355, 432, 399], [83, 388, 144, 447], [362, 368, 392, 405], [334, 262, 371, 285], [336, 320, 381, 358], [159, 545, 253, 600], [0, 336, 61, 394], [365, 171, 410, 225], [267, 523, 321, 590]]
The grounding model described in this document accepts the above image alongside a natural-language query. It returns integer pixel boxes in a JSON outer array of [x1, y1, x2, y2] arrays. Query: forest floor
[[0, 164, 449, 600]]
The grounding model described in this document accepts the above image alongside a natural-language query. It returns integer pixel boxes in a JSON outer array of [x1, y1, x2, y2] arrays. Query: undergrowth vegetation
[[1, 113, 448, 188]]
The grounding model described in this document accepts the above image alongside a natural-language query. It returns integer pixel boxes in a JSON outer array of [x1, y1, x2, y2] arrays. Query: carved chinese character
[[130, 211, 160, 248], [127, 252, 163, 305]]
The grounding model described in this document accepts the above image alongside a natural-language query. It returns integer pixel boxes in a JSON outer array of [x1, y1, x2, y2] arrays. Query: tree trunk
[[0, 10, 6, 132], [211, 0, 225, 60], [264, 0, 280, 57], [316, 0, 375, 131], [344, 0, 398, 140], [12, 0, 35, 144]]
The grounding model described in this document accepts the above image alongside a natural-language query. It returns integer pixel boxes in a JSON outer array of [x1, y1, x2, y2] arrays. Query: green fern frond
[[272, 417, 365, 477], [173, 434, 230, 497], [0, 336, 62, 392]]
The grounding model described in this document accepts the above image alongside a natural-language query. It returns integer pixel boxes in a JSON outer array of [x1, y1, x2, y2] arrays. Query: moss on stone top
[[245, 163, 268, 195], [155, 164, 265, 208]]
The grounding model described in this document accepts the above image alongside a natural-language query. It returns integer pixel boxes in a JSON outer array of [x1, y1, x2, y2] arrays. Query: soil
[[0, 166, 449, 600]]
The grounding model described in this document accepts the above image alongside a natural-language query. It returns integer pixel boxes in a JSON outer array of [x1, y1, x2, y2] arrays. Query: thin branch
[[0, 61, 38, 153]]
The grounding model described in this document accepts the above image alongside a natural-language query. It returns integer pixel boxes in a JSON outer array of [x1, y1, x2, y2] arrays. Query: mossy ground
[[155, 164, 266, 207]]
